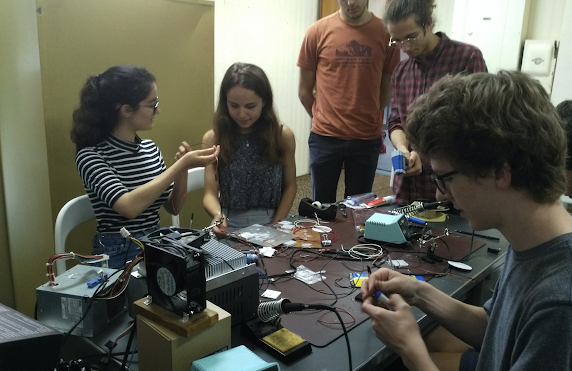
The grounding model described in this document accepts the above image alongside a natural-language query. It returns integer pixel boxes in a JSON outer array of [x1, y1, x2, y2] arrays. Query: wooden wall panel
[[320, 0, 340, 18], [37, 0, 215, 257]]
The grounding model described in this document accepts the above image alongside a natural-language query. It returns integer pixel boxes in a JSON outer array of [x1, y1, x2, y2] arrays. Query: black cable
[[66, 350, 139, 362], [258, 252, 267, 273], [459, 231, 475, 262], [56, 266, 125, 363], [218, 256, 235, 271], [256, 268, 271, 293], [122, 240, 134, 269], [94, 267, 126, 298], [150, 242, 188, 257], [288, 249, 342, 305], [120, 320, 136, 371], [60, 293, 95, 348], [307, 304, 352, 371]]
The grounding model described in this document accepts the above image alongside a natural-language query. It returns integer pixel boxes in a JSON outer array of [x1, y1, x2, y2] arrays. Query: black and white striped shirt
[[76, 135, 171, 233]]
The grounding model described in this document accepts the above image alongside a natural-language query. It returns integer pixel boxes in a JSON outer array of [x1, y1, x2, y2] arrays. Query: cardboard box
[[137, 301, 231, 371]]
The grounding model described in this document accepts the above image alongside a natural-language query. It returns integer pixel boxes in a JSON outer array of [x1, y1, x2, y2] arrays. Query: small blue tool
[[391, 150, 407, 175], [404, 215, 427, 226], [374, 291, 395, 311]]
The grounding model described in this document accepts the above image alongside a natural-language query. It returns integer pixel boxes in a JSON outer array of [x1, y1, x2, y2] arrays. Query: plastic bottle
[[382, 195, 396, 204], [363, 194, 396, 208], [346, 192, 377, 206]]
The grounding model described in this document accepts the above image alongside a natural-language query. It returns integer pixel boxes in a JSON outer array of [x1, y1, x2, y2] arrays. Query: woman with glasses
[[202, 62, 297, 238], [71, 65, 219, 268]]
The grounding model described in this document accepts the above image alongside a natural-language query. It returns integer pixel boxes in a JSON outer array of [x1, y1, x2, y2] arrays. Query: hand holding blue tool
[[391, 149, 407, 175], [374, 291, 395, 311]]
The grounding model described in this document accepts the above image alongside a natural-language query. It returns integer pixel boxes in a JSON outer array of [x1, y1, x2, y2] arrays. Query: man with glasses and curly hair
[[361, 70, 572, 371], [383, 0, 487, 206]]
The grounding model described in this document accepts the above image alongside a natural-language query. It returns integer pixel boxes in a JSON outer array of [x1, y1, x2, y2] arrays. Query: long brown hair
[[213, 62, 284, 165]]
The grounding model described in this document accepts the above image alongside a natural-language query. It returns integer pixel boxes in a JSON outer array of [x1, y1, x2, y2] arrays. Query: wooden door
[[320, 0, 339, 18]]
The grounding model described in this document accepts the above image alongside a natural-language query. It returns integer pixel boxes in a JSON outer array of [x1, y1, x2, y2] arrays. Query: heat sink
[[202, 239, 248, 278]]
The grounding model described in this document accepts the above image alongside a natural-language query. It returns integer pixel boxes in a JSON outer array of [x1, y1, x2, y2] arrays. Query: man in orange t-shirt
[[297, 0, 400, 203]]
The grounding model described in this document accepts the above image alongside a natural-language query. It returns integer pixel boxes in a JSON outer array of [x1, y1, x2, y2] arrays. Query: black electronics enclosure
[[142, 228, 207, 317], [298, 197, 337, 220], [0, 303, 62, 371]]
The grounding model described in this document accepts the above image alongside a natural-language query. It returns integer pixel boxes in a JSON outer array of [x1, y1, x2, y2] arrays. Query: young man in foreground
[[361, 71, 572, 371], [557, 100, 572, 195]]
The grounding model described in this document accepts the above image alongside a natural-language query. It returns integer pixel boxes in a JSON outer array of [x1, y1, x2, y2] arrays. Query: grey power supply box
[[36, 265, 127, 337], [201, 239, 259, 325]]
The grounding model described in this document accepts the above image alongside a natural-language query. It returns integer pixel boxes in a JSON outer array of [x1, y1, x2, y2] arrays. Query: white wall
[[437, 0, 569, 99], [368, 0, 387, 18], [450, 0, 530, 73], [551, 0, 572, 104], [214, 0, 318, 176], [527, 0, 566, 40], [442, 0, 565, 42], [434, 0, 455, 34]]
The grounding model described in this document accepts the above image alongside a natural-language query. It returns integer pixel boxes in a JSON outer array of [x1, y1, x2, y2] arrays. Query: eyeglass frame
[[142, 97, 159, 114], [431, 169, 459, 194], [388, 24, 426, 48]]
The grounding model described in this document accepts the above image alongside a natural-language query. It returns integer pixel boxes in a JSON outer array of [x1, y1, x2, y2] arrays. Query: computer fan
[[142, 228, 208, 318]]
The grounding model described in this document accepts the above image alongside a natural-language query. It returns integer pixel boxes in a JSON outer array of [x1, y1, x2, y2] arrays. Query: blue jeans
[[92, 225, 160, 269], [308, 132, 382, 203], [459, 349, 479, 371]]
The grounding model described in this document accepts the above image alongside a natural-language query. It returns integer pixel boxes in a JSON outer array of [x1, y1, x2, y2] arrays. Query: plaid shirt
[[388, 33, 487, 205]]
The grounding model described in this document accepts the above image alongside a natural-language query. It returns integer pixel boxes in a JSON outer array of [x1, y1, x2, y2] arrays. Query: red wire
[[46, 253, 108, 286], [317, 307, 356, 328]]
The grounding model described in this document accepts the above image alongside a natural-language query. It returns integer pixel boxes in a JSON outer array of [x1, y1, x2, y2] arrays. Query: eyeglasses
[[388, 26, 425, 48], [142, 97, 159, 114], [431, 170, 459, 194]]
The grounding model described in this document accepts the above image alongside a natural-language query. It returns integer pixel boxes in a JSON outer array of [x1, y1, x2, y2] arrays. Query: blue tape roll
[[246, 253, 259, 264]]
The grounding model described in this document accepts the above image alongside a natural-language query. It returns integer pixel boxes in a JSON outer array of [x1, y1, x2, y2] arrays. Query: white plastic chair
[[171, 167, 205, 227], [54, 195, 95, 275]]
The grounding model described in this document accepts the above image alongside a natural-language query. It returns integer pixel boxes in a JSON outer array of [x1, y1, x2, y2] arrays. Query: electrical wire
[[306, 304, 352, 371], [46, 252, 109, 286], [106, 321, 134, 364], [316, 306, 356, 329], [119, 321, 137, 371]]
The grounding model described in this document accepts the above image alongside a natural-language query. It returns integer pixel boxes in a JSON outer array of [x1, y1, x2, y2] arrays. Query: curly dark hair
[[383, 0, 436, 28], [70, 65, 156, 153], [556, 100, 572, 170], [406, 70, 567, 204]]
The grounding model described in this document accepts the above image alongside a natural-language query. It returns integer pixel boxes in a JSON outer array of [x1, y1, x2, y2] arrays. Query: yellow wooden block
[[262, 328, 305, 353]]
